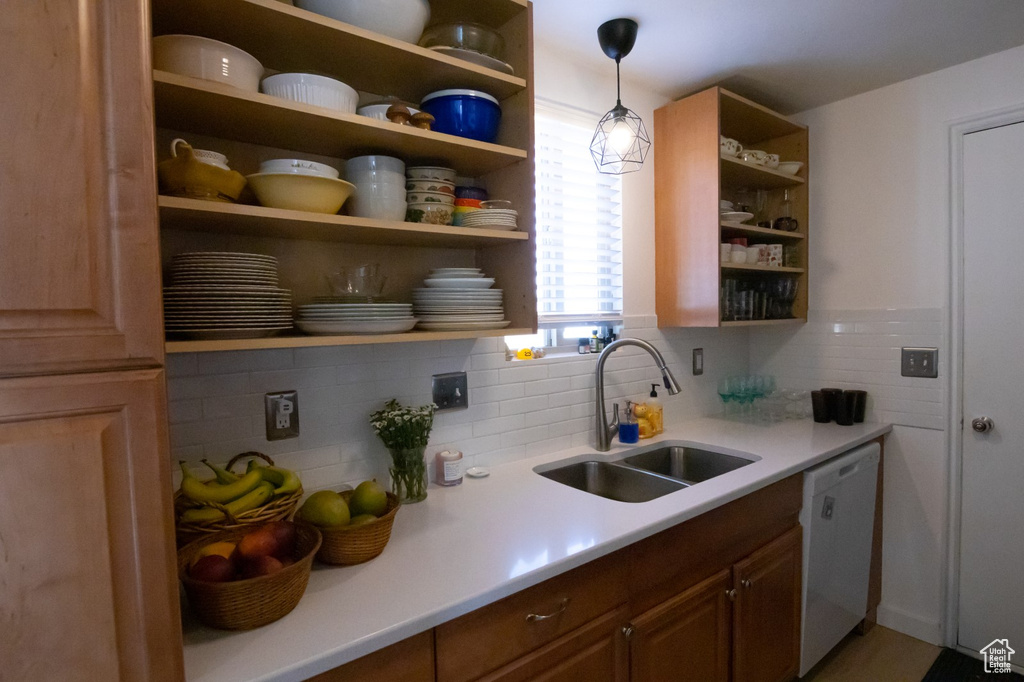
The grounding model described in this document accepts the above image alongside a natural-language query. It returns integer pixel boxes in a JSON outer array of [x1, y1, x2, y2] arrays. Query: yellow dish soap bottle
[[634, 400, 653, 439], [647, 383, 664, 435]]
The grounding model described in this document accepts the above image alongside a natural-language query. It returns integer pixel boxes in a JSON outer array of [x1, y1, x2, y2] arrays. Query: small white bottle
[[435, 449, 464, 486]]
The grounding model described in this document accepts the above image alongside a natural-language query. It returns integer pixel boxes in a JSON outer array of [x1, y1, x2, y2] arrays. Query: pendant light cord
[[616, 57, 622, 108]]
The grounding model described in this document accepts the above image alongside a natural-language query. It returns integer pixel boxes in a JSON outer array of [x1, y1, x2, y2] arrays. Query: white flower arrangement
[[370, 399, 436, 451]]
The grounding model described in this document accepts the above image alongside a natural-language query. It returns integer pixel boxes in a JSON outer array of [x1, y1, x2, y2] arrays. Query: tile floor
[[802, 625, 942, 682]]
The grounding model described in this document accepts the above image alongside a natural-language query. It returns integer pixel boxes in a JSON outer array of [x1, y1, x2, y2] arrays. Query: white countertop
[[182, 416, 891, 682]]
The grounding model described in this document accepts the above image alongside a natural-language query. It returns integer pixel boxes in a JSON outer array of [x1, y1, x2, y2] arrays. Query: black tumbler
[[835, 391, 857, 425], [847, 390, 868, 423], [811, 390, 830, 423], [821, 388, 844, 421]]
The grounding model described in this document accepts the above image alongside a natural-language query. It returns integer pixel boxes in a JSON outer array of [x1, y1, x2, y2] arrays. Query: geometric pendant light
[[590, 18, 651, 174]]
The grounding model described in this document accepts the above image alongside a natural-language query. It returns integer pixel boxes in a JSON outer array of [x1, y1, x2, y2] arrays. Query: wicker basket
[[178, 523, 322, 630], [314, 491, 401, 565], [174, 452, 303, 547]]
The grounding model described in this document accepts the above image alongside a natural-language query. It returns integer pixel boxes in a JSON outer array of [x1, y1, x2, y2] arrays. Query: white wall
[[752, 42, 1024, 645]]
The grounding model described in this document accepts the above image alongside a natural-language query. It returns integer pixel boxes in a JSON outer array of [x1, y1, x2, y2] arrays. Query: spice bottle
[[435, 449, 463, 486]]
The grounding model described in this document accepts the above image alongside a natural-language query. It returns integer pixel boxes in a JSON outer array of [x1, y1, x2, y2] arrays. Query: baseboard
[[877, 604, 944, 645]]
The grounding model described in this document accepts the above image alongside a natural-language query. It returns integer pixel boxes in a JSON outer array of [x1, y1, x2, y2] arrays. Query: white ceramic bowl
[[246, 173, 356, 214], [357, 103, 421, 121], [406, 179, 455, 195], [259, 158, 340, 179], [407, 166, 457, 184], [406, 202, 453, 225], [348, 171, 406, 189], [349, 195, 408, 221], [294, 0, 430, 44], [406, 190, 454, 206], [353, 181, 407, 200], [261, 73, 358, 114], [777, 161, 805, 175], [152, 35, 263, 92], [345, 155, 405, 176]]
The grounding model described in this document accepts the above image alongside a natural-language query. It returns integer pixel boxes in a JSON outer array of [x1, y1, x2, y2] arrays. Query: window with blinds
[[534, 100, 623, 326]]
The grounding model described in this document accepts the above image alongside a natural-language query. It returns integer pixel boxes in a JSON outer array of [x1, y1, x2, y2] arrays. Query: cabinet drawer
[[436, 553, 628, 682]]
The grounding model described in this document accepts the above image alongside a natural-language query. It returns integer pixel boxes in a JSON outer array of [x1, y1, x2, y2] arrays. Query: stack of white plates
[[461, 208, 518, 231], [294, 303, 417, 335], [413, 268, 510, 330], [163, 252, 293, 339]]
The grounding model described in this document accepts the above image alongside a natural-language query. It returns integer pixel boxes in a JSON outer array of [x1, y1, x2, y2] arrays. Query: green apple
[[349, 479, 388, 517]]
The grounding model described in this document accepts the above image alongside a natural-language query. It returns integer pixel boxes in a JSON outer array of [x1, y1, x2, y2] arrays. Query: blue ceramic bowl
[[421, 89, 501, 143]]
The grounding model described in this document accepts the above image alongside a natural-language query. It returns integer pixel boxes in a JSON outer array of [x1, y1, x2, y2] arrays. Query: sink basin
[[537, 461, 687, 503], [622, 446, 755, 484]]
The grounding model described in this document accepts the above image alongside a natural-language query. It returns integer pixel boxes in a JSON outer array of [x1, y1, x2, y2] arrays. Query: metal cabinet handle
[[741, 578, 753, 589], [726, 588, 737, 601], [526, 598, 570, 623], [972, 416, 995, 433], [622, 624, 635, 640]]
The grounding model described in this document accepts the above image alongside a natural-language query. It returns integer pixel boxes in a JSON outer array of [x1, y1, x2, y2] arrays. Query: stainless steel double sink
[[534, 443, 758, 503]]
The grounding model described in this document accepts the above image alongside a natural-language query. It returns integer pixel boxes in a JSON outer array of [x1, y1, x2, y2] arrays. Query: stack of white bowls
[[345, 155, 407, 222]]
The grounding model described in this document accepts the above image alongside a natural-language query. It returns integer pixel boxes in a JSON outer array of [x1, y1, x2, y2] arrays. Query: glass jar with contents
[[435, 449, 463, 486]]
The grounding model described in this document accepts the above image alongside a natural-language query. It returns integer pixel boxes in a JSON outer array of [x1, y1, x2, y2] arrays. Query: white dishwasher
[[799, 442, 880, 677]]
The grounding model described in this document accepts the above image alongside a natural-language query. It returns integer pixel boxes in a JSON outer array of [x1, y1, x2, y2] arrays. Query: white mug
[[741, 149, 767, 165], [764, 153, 780, 169], [719, 136, 743, 157], [720, 243, 732, 263]]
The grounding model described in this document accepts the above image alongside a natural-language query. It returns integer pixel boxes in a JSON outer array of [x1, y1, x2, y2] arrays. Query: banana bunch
[[178, 458, 302, 523]]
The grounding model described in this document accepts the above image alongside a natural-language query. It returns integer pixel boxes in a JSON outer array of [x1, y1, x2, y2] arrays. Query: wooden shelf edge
[[718, 88, 807, 132], [720, 154, 805, 184], [165, 328, 532, 353], [720, 318, 806, 327], [720, 221, 806, 239], [157, 196, 529, 246], [721, 263, 805, 274]]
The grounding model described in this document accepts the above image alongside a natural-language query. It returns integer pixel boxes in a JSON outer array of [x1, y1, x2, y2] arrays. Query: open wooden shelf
[[720, 318, 805, 328], [151, 0, 528, 103], [719, 88, 805, 144], [158, 196, 528, 248], [722, 263, 805, 274], [721, 155, 805, 189], [153, 71, 528, 177], [720, 221, 806, 240], [165, 328, 532, 353]]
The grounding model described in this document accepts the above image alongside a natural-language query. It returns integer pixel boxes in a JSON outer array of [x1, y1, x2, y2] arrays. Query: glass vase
[[388, 445, 428, 503]]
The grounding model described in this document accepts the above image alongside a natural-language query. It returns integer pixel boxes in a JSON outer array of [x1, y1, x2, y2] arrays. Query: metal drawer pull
[[726, 588, 737, 601], [622, 624, 635, 639], [742, 578, 753, 589], [526, 597, 570, 623]]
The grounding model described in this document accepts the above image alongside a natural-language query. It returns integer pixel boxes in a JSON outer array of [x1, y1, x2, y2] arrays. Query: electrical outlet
[[432, 372, 468, 411], [692, 348, 704, 376], [901, 348, 939, 378], [265, 391, 299, 440]]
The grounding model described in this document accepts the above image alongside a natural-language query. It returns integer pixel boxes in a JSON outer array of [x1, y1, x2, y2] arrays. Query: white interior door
[[959, 121, 1024, 653]]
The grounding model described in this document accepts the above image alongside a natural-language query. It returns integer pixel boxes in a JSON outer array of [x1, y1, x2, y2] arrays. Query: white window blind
[[534, 100, 623, 325]]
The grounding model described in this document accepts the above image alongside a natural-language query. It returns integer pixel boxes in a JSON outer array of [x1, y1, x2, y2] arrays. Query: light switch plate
[[265, 391, 300, 440], [692, 348, 704, 376], [901, 348, 939, 378], [432, 372, 468, 411]]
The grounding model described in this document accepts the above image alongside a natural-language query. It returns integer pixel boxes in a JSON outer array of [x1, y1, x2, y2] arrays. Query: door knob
[[971, 417, 995, 433]]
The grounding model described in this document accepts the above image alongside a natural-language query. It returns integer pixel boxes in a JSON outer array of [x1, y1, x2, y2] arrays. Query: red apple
[[262, 521, 297, 560], [234, 527, 279, 562], [240, 554, 284, 579], [190, 554, 236, 582]]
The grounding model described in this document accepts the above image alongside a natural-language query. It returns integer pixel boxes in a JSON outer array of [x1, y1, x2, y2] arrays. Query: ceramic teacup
[[741, 149, 768, 165], [719, 136, 743, 157], [764, 153, 780, 169]]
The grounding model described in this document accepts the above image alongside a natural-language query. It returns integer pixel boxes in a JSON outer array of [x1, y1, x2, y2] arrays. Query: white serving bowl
[[152, 35, 263, 92], [294, 0, 430, 44], [407, 166, 457, 184], [345, 155, 405, 176], [349, 195, 408, 221], [246, 173, 356, 214], [352, 180, 407, 200], [259, 158, 340, 179], [357, 103, 421, 121], [777, 161, 805, 175], [261, 73, 358, 114]]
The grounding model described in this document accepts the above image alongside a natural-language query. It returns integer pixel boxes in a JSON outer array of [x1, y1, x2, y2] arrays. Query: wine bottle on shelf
[[772, 190, 799, 232]]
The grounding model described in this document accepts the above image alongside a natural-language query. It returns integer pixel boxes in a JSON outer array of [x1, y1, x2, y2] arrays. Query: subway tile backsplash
[[167, 316, 749, 491], [749, 308, 946, 430]]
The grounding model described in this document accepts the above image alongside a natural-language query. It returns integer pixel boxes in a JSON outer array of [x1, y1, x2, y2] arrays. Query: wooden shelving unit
[[654, 86, 809, 327], [152, 0, 537, 353]]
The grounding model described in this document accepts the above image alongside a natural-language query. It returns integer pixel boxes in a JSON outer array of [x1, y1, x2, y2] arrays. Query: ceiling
[[532, 0, 1024, 113]]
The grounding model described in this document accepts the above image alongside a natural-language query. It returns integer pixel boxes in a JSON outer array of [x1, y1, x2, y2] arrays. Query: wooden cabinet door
[[0, 370, 183, 681], [629, 569, 732, 682], [732, 525, 802, 682], [309, 630, 435, 682], [0, 0, 163, 377], [476, 607, 628, 682]]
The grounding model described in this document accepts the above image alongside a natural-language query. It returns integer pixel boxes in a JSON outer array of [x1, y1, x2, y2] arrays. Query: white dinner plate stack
[[294, 302, 417, 335], [413, 268, 511, 331], [163, 252, 293, 339], [460, 208, 518, 231]]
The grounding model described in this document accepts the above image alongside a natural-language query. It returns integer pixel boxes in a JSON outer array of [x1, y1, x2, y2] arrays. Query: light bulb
[[607, 119, 635, 156]]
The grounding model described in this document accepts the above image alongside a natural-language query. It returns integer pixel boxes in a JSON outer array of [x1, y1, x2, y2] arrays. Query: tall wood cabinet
[[654, 87, 809, 328], [0, 1, 183, 679]]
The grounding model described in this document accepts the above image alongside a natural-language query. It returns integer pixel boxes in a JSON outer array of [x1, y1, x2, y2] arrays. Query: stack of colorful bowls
[[345, 155, 407, 222], [405, 166, 455, 225], [453, 185, 487, 226]]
